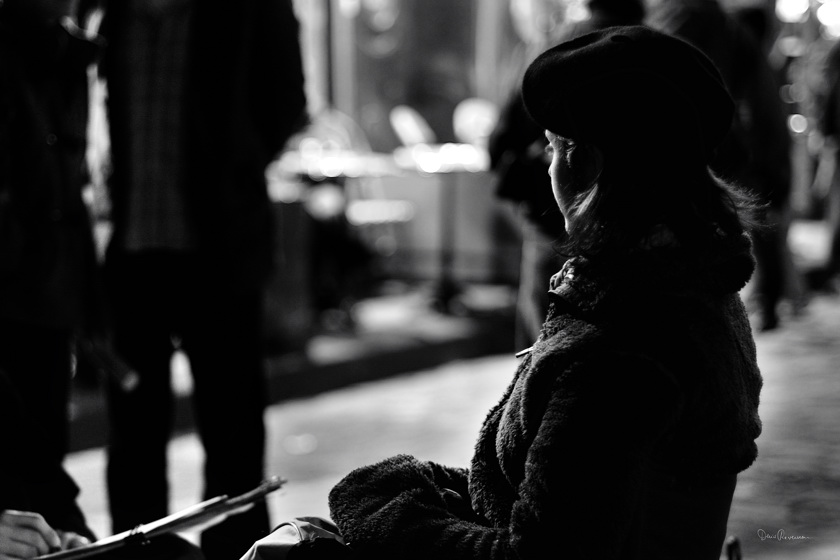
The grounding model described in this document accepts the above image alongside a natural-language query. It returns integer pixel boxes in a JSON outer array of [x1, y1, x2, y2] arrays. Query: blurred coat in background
[[813, 36, 840, 286], [646, 0, 796, 331], [98, 1, 307, 559], [0, 0, 103, 468]]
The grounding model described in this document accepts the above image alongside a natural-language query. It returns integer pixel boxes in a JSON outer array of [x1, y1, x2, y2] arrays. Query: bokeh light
[[776, 0, 811, 23], [817, 0, 840, 37], [789, 113, 809, 134]]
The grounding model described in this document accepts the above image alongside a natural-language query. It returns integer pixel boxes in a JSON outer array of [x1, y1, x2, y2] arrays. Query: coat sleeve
[[327, 352, 681, 560], [0, 369, 95, 541], [252, 0, 308, 164]]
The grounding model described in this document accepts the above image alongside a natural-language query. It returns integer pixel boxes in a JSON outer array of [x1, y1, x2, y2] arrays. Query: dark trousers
[[104, 251, 270, 560], [0, 319, 73, 464], [750, 208, 788, 328]]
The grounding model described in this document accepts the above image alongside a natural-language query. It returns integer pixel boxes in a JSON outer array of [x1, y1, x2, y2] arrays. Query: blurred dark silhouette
[[0, 367, 96, 547], [97, 2, 307, 559], [646, 0, 798, 331], [489, 0, 646, 349], [811, 36, 840, 291], [0, 0, 104, 468]]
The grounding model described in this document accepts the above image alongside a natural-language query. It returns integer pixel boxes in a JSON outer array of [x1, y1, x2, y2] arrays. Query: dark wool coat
[[0, 11, 102, 328], [329, 232, 763, 560], [99, 0, 307, 289]]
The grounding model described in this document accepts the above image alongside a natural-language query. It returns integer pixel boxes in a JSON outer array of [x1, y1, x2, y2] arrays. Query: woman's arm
[[328, 353, 680, 560]]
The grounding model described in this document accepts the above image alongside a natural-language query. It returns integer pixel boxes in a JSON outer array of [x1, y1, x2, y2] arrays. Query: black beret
[[521, 25, 734, 166]]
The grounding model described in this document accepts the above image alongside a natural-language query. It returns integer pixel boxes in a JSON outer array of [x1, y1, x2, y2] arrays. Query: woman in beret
[[327, 26, 762, 560]]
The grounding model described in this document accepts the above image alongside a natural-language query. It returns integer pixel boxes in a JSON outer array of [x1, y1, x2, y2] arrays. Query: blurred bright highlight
[[817, 0, 840, 37], [776, 0, 810, 22], [789, 113, 809, 134]]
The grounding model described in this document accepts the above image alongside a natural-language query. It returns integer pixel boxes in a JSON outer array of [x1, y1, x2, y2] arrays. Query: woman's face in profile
[[545, 130, 576, 230], [545, 130, 602, 233]]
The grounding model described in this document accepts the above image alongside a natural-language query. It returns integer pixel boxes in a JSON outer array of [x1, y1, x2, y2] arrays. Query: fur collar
[[548, 231, 755, 316]]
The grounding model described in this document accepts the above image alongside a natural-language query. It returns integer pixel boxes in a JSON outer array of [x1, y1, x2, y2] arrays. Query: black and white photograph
[[1, 1, 839, 559]]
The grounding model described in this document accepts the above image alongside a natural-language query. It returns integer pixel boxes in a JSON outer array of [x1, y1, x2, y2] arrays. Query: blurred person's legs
[[106, 249, 270, 557], [515, 222, 564, 350], [182, 259, 270, 560], [105, 251, 183, 531], [750, 208, 787, 330], [826, 166, 840, 279], [806, 161, 840, 290], [0, 320, 73, 464]]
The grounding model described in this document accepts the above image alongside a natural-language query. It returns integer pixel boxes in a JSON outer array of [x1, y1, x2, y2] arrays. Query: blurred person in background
[[811, 35, 840, 290], [97, 1, 307, 559], [732, 1, 807, 317], [0, 0, 104, 470], [327, 26, 762, 560], [489, 0, 645, 350], [645, 0, 796, 331]]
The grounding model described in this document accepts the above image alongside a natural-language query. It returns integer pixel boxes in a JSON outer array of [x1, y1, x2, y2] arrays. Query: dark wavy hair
[[556, 145, 763, 258]]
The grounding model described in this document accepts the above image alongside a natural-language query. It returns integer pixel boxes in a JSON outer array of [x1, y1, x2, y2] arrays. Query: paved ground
[[64, 221, 840, 560]]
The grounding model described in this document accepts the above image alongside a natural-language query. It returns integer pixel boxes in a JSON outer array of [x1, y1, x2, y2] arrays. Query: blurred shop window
[[389, 98, 499, 151], [453, 97, 499, 149], [331, 0, 475, 152], [269, 108, 413, 332]]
